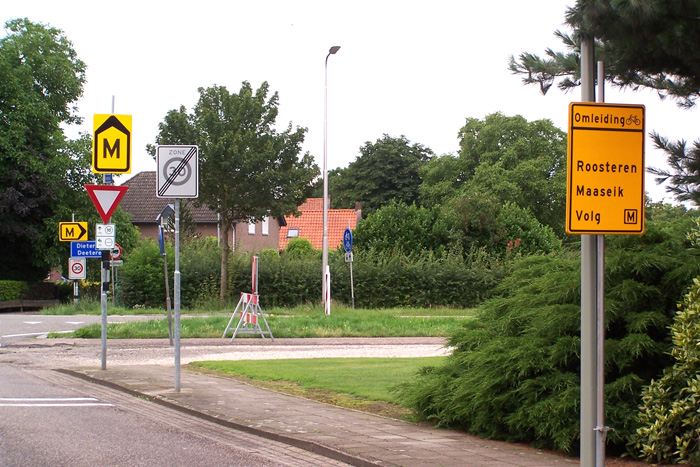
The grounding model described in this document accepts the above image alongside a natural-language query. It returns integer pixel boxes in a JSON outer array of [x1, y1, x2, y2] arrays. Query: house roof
[[279, 198, 358, 250], [119, 171, 218, 223]]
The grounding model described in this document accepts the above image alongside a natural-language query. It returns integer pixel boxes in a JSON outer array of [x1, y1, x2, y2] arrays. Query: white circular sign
[[71, 262, 84, 275]]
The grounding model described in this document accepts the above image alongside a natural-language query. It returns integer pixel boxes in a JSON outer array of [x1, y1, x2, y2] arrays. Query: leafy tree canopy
[[420, 113, 568, 241], [328, 134, 433, 214], [0, 18, 91, 280]]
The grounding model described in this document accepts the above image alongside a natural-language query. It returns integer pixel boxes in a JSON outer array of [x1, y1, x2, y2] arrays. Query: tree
[[0, 18, 89, 280], [647, 133, 700, 206], [329, 135, 433, 214], [353, 201, 461, 256], [420, 113, 568, 244], [151, 82, 318, 303], [509, 0, 700, 206]]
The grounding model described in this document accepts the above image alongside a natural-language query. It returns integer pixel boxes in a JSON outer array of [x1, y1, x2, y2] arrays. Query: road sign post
[[59, 222, 88, 242], [93, 114, 132, 174], [566, 102, 645, 235], [69, 258, 86, 280], [156, 145, 199, 198], [343, 227, 355, 309], [71, 241, 102, 259], [155, 145, 199, 392]]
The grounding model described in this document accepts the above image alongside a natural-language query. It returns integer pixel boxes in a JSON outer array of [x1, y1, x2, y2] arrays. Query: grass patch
[[189, 357, 445, 419], [56, 304, 474, 339]]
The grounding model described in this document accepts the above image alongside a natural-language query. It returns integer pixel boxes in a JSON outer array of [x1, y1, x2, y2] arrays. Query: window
[[248, 221, 255, 235], [287, 228, 299, 238], [262, 217, 269, 236]]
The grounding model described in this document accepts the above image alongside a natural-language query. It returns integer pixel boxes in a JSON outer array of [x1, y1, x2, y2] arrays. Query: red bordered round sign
[[110, 243, 122, 260]]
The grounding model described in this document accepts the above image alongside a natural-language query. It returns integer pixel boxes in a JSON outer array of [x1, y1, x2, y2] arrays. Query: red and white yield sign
[[69, 258, 86, 280], [85, 184, 129, 223]]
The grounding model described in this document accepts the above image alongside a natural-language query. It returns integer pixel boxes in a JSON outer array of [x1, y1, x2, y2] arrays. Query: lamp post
[[322, 45, 340, 307]]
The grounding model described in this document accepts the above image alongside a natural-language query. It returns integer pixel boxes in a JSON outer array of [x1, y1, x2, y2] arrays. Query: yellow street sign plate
[[59, 222, 88, 241], [566, 102, 645, 235], [93, 114, 132, 174]]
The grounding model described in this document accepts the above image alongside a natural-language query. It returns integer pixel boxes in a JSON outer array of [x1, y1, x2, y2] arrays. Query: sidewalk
[[62, 364, 577, 467]]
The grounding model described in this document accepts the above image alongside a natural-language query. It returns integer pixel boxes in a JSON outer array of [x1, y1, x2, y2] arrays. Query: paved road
[[0, 313, 161, 346], [0, 362, 347, 466]]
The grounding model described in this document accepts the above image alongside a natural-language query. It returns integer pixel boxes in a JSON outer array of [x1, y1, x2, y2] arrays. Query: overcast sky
[[6, 0, 700, 203]]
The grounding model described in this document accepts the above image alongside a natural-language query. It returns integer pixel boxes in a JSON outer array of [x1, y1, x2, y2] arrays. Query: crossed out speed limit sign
[[156, 145, 199, 198], [69, 258, 86, 280]]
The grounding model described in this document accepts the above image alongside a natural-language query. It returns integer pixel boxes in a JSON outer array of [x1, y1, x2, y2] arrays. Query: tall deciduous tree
[[329, 135, 432, 214], [152, 82, 318, 302], [420, 113, 568, 246], [0, 18, 90, 280]]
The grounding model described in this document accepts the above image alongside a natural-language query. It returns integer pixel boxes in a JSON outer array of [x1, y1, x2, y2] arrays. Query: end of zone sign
[[566, 102, 645, 235]]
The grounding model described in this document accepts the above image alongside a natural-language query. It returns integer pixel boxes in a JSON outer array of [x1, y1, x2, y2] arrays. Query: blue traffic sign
[[343, 228, 353, 253], [71, 241, 102, 258]]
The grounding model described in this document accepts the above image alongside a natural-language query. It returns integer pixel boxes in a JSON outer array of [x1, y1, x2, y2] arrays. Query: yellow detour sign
[[59, 222, 88, 241], [93, 114, 132, 173], [566, 102, 645, 235]]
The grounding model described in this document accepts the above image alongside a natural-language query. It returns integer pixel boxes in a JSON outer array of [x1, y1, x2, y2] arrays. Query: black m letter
[[104, 139, 120, 158]]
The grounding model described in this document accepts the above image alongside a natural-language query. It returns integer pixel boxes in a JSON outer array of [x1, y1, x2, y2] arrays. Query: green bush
[[284, 238, 316, 258], [395, 207, 700, 454], [119, 240, 169, 308], [631, 222, 700, 464], [0, 280, 29, 300], [180, 237, 221, 308]]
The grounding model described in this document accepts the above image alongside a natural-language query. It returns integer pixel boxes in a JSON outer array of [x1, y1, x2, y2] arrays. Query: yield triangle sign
[[85, 184, 129, 223]]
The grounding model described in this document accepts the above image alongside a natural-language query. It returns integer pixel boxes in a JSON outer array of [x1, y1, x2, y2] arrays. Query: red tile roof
[[279, 198, 358, 250]]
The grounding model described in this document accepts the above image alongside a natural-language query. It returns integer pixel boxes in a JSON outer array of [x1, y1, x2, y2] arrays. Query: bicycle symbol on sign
[[625, 114, 641, 126]]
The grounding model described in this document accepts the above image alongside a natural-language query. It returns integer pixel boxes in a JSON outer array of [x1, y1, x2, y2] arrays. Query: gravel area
[[0, 337, 451, 368]]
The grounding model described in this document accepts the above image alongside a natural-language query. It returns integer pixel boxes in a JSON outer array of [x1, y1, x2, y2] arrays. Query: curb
[[57, 368, 386, 467]]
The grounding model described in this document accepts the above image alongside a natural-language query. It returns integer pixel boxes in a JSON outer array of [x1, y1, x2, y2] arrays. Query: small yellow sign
[[59, 222, 88, 241], [93, 114, 132, 174], [566, 102, 645, 235]]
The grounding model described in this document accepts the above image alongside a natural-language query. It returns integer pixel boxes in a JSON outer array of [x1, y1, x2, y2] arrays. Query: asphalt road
[[0, 313, 160, 346], [0, 363, 345, 466]]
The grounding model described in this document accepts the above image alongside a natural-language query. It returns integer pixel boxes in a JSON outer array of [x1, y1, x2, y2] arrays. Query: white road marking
[[23, 321, 42, 325], [2, 332, 47, 338], [0, 397, 113, 407]]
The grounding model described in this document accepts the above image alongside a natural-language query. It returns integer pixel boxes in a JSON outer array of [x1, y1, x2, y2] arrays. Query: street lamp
[[322, 45, 340, 309]]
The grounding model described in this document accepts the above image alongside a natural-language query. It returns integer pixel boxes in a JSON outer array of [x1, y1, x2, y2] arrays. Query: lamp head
[[329, 46, 340, 54]]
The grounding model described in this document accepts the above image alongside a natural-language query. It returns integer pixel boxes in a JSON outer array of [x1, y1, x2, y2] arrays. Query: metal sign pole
[[174, 199, 181, 392], [580, 35, 598, 467], [101, 249, 108, 370], [595, 60, 609, 467]]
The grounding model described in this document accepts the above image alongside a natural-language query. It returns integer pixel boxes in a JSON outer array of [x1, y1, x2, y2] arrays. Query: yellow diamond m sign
[[93, 114, 132, 174], [566, 102, 645, 235]]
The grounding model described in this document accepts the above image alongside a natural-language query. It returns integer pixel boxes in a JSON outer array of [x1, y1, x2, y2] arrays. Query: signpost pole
[[174, 199, 181, 392], [595, 60, 608, 467], [580, 35, 597, 467]]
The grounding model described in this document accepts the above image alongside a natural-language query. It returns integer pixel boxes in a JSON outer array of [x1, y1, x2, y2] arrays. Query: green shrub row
[[117, 240, 505, 310], [0, 280, 29, 300], [0, 280, 67, 301]]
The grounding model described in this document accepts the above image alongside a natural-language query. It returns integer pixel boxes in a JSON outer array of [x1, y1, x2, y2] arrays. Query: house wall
[[133, 221, 278, 252], [233, 220, 283, 252]]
